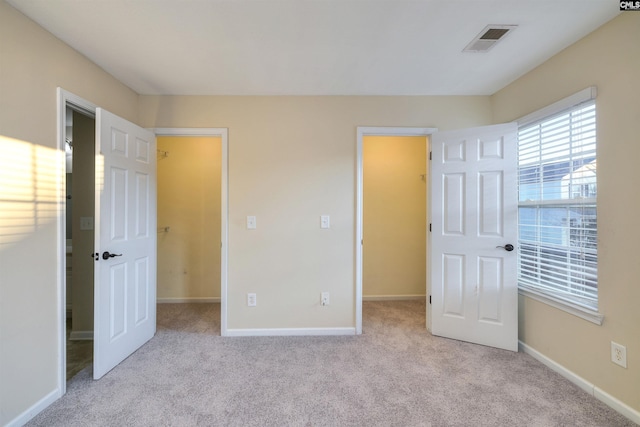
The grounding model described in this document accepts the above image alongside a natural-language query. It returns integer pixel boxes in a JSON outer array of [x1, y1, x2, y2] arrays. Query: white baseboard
[[69, 330, 93, 340], [224, 327, 356, 337], [594, 386, 640, 425], [363, 294, 426, 301], [519, 341, 640, 424], [157, 297, 221, 303], [5, 388, 61, 427]]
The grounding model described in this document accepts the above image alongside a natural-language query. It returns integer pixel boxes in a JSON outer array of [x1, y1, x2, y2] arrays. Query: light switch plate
[[247, 293, 257, 307], [80, 217, 94, 230], [247, 216, 257, 230], [320, 215, 330, 229]]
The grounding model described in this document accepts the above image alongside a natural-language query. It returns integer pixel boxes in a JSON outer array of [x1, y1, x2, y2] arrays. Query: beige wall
[[0, 2, 139, 424], [157, 136, 222, 300], [492, 13, 640, 413], [363, 136, 427, 298], [139, 96, 492, 329]]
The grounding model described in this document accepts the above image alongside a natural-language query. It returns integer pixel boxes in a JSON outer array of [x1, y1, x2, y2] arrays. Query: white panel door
[[431, 123, 518, 351], [94, 108, 157, 379]]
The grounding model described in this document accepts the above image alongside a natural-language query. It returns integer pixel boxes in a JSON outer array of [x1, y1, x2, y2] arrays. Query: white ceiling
[[7, 0, 619, 96]]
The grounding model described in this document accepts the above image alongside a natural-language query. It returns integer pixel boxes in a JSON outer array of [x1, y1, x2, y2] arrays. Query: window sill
[[518, 287, 604, 326]]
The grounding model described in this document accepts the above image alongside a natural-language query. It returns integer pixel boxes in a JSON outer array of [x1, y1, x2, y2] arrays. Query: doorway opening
[[362, 135, 427, 300], [152, 129, 229, 336], [63, 104, 96, 381], [156, 135, 222, 333], [356, 127, 436, 334], [58, 89, 100, 393]]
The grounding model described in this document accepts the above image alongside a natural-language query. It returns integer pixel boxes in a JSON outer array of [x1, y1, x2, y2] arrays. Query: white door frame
[[356, 127, 437, 334], [56, 88, 98, 395], [152, 128, 229, 336]]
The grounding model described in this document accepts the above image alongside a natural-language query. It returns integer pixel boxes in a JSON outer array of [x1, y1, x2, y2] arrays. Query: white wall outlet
[[246, 216, 257, 230], [320, 215, 330, 229], [247, 293, 257, 307], [611, 341, 627, 368], [321, 292, 330, 306]]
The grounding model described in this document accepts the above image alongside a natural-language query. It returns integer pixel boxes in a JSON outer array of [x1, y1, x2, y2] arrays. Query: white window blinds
[[518, 99, 597, 309]]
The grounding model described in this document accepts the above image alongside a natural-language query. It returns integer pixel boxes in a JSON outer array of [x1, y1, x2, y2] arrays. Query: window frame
[[516, 87, 603, 325]]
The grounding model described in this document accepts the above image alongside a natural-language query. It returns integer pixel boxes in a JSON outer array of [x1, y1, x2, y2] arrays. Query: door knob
[[496, 244, 514, 252], [102, 251, 123, 260]]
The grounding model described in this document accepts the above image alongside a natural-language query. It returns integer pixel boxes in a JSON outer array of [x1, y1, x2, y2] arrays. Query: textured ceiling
[[7, 0, 620, 95]]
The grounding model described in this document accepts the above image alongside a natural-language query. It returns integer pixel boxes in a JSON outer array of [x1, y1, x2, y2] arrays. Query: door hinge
[[429, 151, 432, 160], [429, 223, 432, 232], [361, 239, 363, 245], [429, 295, 432, 304]]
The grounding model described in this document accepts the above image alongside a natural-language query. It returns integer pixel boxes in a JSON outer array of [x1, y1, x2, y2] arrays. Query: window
[[517, 94, 598, 313]]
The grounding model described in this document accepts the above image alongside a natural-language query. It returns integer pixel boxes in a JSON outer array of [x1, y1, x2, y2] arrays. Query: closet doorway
[[155, 131, 228, 334], [362, 135, 428, 302], [360, 134, 430, 333], [355, 127, 435, 334]]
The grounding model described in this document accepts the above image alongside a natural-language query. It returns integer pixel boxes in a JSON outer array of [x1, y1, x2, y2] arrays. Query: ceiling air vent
[[463, 25, 517, 53]]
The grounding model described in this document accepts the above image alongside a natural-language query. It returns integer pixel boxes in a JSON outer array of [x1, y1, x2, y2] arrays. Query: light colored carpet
[[28, 301, 635, 426], [66, 319, 93, 381]]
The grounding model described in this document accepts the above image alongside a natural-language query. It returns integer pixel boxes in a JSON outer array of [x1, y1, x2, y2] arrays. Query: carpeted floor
[[66, 319, 93, 381], [28, 301, 635, 426]]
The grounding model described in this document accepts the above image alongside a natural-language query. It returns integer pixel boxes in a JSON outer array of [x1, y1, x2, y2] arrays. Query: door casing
[[57, 88, 100, 396]]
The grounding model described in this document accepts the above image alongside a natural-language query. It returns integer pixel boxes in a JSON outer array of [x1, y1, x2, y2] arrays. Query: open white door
[[94, 108, 157, 379], [431, 123, 518, 351]]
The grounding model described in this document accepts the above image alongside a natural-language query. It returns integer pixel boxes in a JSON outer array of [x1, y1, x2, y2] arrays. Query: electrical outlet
[[321, 292, 330, 306], [611, 341, 627, 368], [247, 293, 257, 307]]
